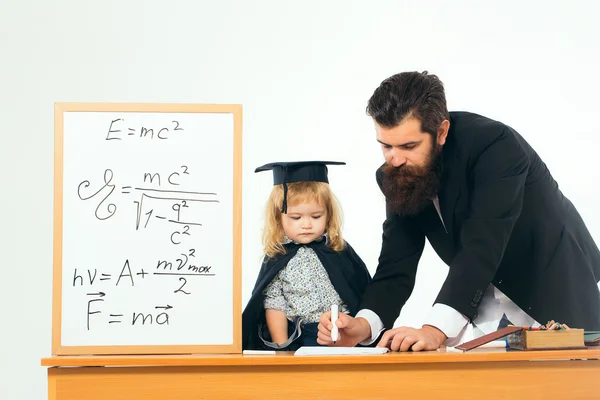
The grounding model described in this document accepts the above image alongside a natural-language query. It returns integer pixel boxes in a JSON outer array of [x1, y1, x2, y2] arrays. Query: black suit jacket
[[360, 111, 600, 331]]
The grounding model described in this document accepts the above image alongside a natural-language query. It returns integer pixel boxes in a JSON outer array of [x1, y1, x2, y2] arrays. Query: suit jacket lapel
[[438, 125, 462, 238]]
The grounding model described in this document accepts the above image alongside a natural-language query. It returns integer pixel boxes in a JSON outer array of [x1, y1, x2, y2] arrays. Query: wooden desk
[[42, 348, 600, 399]]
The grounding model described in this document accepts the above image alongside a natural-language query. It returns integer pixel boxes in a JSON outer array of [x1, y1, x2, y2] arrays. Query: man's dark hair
[[366, 71, 450, 136]]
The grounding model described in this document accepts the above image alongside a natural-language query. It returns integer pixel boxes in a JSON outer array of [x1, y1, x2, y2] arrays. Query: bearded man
[[318, 71, 600, 351]]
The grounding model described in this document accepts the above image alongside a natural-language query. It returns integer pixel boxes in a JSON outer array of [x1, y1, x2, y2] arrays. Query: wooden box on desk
[[507, 329, 586, 350]]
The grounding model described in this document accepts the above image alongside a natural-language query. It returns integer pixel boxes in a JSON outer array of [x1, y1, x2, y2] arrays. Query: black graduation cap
[[255, 161, 346, 213]]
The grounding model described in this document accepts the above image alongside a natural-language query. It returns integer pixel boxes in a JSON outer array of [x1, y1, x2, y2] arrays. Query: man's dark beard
[[382, 144, 444, 216]]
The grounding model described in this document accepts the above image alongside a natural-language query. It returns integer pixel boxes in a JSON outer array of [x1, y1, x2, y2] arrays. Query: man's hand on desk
[[376, 325, 447, 352], [317, 312, 371, 347]]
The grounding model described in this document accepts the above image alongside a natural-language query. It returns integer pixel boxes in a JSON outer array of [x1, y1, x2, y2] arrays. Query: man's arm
[[355, 309, 385, 345], [358, 168, 426, 330], [436, 126, 530, 320], [356, 304, 469, 346], [423, 304, 470, 346]]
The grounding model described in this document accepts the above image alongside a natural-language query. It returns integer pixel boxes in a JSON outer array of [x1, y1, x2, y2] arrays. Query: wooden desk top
[[41, 347, 600, 367]]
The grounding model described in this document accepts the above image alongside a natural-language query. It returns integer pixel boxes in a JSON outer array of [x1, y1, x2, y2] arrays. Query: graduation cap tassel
[[282, 182, 288, 214], [281, 166, 288, 214]]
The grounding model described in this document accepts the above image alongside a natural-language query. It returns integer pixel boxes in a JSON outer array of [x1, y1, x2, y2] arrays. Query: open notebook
[[294, 346, 389, 356]]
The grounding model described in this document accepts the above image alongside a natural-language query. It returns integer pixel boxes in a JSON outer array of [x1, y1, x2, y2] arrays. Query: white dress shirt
[[357, 197, 600, 346], [357, 284, 538, 346]]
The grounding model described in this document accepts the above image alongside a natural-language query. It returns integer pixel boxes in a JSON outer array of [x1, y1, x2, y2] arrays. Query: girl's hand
[[316, 311, 371, 347]]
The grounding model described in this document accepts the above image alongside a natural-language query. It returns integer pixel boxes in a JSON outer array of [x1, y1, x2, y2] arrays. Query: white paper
[[294, 346, 389, 356], [243, 350, 277, 355]]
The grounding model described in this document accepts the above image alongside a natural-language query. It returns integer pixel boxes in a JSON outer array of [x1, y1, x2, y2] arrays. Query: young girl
[[242, 161, 371, 351]]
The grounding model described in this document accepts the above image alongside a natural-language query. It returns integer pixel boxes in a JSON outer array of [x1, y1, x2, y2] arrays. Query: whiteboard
[[52, 103, 242, 355]]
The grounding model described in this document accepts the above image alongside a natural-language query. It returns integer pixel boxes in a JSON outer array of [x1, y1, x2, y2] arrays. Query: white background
[[1, 1, 598, 398]]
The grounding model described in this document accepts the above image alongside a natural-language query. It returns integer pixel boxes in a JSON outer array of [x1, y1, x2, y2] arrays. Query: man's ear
[[436, 119, 450, 146]]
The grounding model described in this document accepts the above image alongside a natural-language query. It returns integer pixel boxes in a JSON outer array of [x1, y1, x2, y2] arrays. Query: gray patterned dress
[[263, 235, 349, 324]]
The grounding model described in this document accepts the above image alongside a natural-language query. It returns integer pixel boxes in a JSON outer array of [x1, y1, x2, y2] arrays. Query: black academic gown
[[242, 239, 371, 350]]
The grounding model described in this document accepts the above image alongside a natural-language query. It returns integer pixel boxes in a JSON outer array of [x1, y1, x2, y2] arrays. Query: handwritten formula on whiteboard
[[59, 109, 235, 348]]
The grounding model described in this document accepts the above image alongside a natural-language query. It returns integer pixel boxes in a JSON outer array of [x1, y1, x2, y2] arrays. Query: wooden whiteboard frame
[[52, 102, 243, 355]]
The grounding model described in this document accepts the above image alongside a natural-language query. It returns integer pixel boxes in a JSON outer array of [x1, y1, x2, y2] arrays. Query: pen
[[331, 304, 339, 343]]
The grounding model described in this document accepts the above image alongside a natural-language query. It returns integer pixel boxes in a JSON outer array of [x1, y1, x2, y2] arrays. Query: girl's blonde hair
[[262, 181, 344, 258]]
